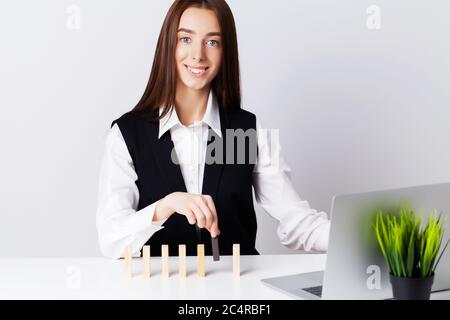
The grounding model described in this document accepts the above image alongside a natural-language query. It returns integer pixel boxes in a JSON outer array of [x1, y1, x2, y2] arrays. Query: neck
[[175, 81, 210, 126]]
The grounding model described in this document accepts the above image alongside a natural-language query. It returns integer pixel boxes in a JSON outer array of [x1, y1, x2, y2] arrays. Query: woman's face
[[175, 7, 223, 91]]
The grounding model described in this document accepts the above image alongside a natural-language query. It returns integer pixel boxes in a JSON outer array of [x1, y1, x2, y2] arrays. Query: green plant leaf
[[372, 207, 447, 278], [406, 223, 415, 277]]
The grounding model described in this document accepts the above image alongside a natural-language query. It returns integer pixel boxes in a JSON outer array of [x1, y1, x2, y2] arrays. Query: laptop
[[261, 182, 450, 300]]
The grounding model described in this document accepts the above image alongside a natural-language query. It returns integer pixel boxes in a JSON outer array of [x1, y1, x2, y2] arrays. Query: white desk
[[0, 254, 449, 300]]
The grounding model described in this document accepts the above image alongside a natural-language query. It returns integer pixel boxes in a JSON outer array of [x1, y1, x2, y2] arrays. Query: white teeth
[[187, 66, 207, 74]]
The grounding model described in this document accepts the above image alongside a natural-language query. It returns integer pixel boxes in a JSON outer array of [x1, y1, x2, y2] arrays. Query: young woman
[[96, 0, 330, 258]]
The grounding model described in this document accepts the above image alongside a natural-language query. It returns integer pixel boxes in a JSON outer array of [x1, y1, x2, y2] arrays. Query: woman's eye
[[179, 37, 219, 47], [207, 40, 219, 47], [180, 37, 191, 44]]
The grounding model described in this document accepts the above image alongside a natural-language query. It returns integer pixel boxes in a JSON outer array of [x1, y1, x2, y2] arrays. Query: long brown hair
[[132, 0, 241, 122]]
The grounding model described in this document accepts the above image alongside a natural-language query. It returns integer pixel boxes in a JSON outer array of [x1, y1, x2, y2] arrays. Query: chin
[[181, 79, 210, 91]]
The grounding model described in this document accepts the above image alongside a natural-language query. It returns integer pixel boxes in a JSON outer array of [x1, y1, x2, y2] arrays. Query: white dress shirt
[[96, 91, 331, 259]]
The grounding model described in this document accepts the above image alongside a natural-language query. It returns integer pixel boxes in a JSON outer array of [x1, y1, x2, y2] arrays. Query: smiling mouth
[[184, 64, 209, 75]]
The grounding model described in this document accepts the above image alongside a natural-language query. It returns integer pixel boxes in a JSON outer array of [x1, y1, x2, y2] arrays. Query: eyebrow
[[177, 28, 221, 37]]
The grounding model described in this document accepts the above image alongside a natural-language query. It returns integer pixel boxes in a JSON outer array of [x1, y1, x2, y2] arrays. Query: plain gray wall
[[1, 0, 449, 257]]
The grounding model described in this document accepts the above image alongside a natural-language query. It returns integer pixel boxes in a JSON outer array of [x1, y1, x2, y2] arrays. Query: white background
[[1, 0, 449, 257]]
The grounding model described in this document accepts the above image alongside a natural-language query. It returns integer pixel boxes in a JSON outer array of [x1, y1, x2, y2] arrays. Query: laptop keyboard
[[302, 285, 323, 297]]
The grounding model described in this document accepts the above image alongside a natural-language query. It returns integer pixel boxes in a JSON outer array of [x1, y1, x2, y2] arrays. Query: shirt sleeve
[[252, 119, 331, 252], [95, 123, 167, 259]]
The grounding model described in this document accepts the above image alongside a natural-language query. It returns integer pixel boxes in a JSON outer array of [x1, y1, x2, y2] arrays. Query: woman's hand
[[153, 192, 221, 238]]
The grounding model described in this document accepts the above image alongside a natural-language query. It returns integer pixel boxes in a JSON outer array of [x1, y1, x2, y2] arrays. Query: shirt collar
[[158, 90, 222, 139]]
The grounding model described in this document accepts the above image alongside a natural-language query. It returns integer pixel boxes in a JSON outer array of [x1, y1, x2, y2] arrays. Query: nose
[[191, 40, 205, 62]]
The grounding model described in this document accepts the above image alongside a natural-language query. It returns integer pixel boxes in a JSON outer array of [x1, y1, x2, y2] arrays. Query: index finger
[[202, 195, 220, 236]]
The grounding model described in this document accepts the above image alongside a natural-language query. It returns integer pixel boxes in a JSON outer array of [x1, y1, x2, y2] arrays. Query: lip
[[184, 64, 209, 78]]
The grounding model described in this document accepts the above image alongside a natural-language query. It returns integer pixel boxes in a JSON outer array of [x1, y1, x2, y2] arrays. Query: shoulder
[[225, 107, 257, 128], [110, 110, 158, 131], [111, 111, 141, 128], [110, 111, 131, 129], [230, 107, 256, 119]]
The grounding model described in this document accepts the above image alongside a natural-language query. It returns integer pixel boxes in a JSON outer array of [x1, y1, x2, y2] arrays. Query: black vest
[[111, 107, 259, 256]]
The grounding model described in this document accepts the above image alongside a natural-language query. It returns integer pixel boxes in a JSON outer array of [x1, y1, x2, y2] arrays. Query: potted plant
[[374, 207, 449, 300]]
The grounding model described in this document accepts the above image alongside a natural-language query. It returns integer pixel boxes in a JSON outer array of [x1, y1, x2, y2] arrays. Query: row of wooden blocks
[[124, 244, 240, 278]]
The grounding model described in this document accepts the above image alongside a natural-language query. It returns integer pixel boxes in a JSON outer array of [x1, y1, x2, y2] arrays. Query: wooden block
[[179, 245, 186, 278], [211, 236, 220, 261], [233, 244, 240, 278], [197, 244, 205, 277], [143, 245, 150, 278], [124, 246, 132, 277], [162, 245, 169, 278]]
